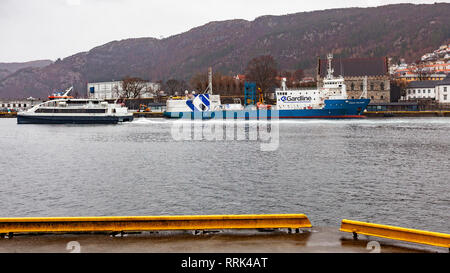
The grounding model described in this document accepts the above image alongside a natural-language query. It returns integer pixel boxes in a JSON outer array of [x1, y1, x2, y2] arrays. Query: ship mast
[[205, 67, 213, 95], [326, 53, 334, 80], [63, 86, 73, 96]]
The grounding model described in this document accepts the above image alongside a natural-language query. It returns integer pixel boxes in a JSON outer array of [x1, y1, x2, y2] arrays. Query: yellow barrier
[[0, 214, 311, 234], [340, 219, 450, 248]]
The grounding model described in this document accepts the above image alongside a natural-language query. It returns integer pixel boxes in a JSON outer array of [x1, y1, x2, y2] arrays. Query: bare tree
[[120, 76, 148, 99], [293, 68, 304, 82], [164, 79, 180, 96], [245, 55, 278, 97], [190, 71, 242, 95], [190, 72, 208, 91]]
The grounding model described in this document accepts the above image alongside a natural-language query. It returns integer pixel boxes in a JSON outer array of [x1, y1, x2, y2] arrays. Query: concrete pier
[[0, 227, 445, 253]]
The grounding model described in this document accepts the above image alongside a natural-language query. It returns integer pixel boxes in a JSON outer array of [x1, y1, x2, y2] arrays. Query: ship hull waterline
[[164, 99, 371, 120], [17, 115, 134, 124]]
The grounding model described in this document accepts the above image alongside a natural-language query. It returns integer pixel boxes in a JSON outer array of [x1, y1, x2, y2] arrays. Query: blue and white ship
[[164, 54, 370, 119]]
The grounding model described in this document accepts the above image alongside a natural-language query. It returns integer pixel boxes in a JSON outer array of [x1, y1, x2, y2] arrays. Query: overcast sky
[[0, 0, 441, 62]]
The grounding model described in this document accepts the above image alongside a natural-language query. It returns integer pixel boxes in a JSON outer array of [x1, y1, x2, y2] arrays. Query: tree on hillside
[[245, 55, 278, 96]]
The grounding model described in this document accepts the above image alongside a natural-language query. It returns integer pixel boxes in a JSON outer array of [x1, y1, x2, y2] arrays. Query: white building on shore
[[404, 74, 450, 103], [0, 97, 43, 112], [405, 81, 437, 100], [87, 81, 160, 100], [436, 74, 450, 103]]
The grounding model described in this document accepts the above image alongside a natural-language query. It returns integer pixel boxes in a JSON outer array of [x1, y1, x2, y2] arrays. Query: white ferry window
[[444, 95, 448, 100], [444, 87, 447, 92]]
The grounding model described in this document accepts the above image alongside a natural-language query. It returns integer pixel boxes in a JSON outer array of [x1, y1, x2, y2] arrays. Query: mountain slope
[[0, 3, 449, 98], [0, 60, 53, 81]]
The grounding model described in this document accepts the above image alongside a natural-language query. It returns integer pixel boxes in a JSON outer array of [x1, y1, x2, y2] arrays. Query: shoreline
[[3, 111, 450, 119]]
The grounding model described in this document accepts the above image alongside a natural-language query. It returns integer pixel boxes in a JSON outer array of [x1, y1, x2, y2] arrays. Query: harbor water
[[0, 118, 449, 233]]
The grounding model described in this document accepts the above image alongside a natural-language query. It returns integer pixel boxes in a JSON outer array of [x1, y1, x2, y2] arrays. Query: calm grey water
[[0, 118, 449, 233]]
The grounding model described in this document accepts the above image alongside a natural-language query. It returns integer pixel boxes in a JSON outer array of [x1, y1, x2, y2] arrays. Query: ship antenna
[[327, 53, 334, 80], [205, 67, 213, 95]]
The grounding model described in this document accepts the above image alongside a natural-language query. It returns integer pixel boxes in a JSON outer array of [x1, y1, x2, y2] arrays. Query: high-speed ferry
[[164, 54, 370, 119], [17, 87, 134, 124]]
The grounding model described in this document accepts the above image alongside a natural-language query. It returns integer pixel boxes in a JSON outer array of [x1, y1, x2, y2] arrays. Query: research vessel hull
[[163, 99, 370, 119]]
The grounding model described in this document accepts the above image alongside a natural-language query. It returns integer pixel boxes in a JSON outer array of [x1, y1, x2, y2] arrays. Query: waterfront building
[[0, 98, 43, 112], [403, 74, 450, 104], [87, 81, 160, 100], [405, 81, 438, 100], [436, 74, 450, 104], [317, 56, 391, 103]]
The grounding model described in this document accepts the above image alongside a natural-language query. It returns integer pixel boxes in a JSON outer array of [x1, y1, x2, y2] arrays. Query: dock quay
[[364, 110, 450, 117], [133, 112, 164, 118], [4, 111, 450, 119], [0, 214, 448, 253], [0, 112, 17, 118]]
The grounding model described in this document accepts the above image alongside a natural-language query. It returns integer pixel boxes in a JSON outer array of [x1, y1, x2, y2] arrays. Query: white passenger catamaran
[[17, 87, 134, 124]]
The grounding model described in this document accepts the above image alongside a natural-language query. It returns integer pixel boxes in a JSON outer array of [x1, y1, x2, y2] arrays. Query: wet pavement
[[0, 227, 445, 253]]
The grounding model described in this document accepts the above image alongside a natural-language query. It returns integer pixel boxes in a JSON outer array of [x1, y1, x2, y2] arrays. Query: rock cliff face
[[1, 3, 449, 98]]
